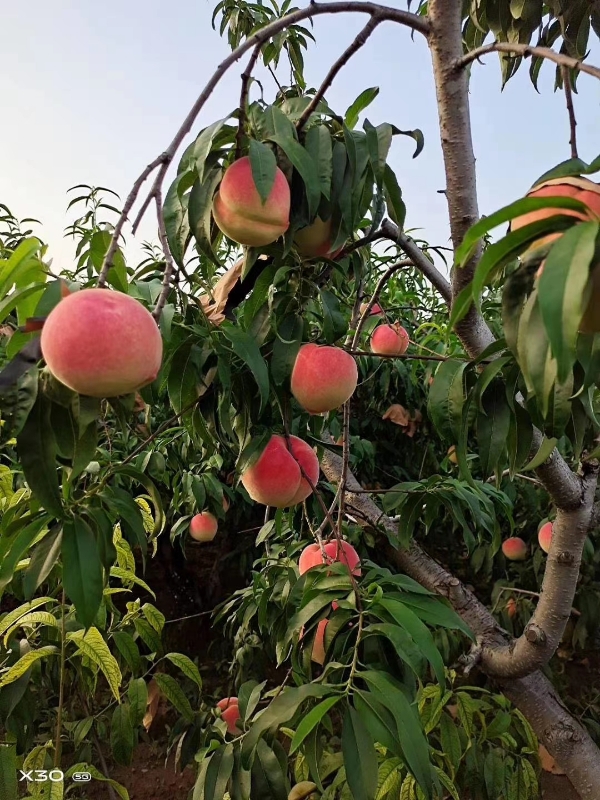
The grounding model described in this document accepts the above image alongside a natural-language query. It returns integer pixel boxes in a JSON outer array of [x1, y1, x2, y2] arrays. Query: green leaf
[[342, 704, 378, 800], [111, 704, 135, 766], [522, 436, 557, 471], [189, 167, 222, 265], [0, 238, 42, 296], [383, 165, 406, 229], [290, 695, 341, 754], [0, 596, 55, 639], [193, 117, 230, 183], [395, 128, 425, 159], [305, 126, 333, 199], [222, 325, 270, 413], [427, 360, 468, 441], [203, 745, 235, 800], [112, 631, 142, 675], [353, 691, 400, 758], [0, 514, 49, 593], [62, 516, 104, 628], [345, 87, 379, 130], [439, 712, 462, 772], [65, 763, 129, 800], [362, 671, 432, 797], [320, 289, 347, 344], [163, 172, 194, 267], [455, 196, 588, 268], [0, 742, 18, 800], [252, 739, 289, 800], [538, 222, 599, 382], [128, 677, 148, 727], [248, 140, 277, 204], [68, 627, 122, 702], [241, 684, 329, 767], [377, 599, 446, 687], [484, 750, 506, 798], [476, 388, 511, 478], [16, 394, 62, 517], [153, 673, 194, 722], [271, 314, 303, 386], [165, 652, 202, 689], [0, 645, 58, 687]]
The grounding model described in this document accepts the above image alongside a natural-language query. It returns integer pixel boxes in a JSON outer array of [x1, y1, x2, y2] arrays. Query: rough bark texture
[[320, 451, 600, 797]]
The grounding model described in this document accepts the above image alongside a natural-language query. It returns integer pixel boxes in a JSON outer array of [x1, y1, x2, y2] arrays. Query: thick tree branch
[[482, 466, 598, 678], [319, 449, 600, 796], [456, 42, 600, 82], [99, 2, 430, 281], [380, 219, 452, 304], [296, 14, 383, 132]]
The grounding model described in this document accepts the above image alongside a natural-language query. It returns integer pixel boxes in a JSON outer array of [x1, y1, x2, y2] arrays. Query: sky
[[2, 1, 600, 273]]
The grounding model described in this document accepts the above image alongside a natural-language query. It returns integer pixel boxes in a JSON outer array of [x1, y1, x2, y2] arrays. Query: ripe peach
[[505, 598, 518, 619], [298, 540, 361, 577], [370, 323, 409, 356], [240, 434, 319, 508], [291, 344, 358, 414], [311, 619, 328, 665], [538, 521, 553, 554], [40, 288, 162, 397], [216, 697, 241, 734], [501, 537, 528, 561], [294, 217, 341, 258], [189, 512, 218, 542], [212, 156, 290, 247]]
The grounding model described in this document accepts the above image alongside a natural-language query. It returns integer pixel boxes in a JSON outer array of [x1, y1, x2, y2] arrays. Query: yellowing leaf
[[0, 645, 58, 686], [68, 627, 122, 702]]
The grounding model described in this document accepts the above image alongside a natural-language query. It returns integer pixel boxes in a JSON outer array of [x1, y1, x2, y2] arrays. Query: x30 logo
[[19, 769, 64, 782]]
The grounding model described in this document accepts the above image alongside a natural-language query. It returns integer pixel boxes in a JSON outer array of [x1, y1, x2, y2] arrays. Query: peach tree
[[3, 1, 600, 799]]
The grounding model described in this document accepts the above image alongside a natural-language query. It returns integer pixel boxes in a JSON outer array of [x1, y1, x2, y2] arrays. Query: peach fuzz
[[294, 217, 341, 259], [370, 323, 410, 356], [240, 434, 319, 508], [501, 537, 528, 562], [40, 288, 162, 398], [298, 540, 361, 577], [216, 697, 241, 734], [189, 512, 218, 542], [538, 521, 553, 554], [212, 156, 290, 247], [291, 344, 358, 414]]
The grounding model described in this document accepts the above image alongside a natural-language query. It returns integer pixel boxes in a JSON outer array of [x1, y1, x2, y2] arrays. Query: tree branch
[[456, 42, 600, 83], [380, 219, 452, 304], [236, 44, 263, 160], [99, 2, 430, 280], [319, 449, 600, 795], [296, 14, 383, 132], [561, 64, 579, 160]]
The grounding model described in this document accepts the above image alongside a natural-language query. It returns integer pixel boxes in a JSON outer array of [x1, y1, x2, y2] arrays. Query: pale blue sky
[[3, 1, 600, 271]]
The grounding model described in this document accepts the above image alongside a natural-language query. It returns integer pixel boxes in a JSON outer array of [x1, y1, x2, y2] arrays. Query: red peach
[[501, 537, 528, 562], [370, 323, 410, 356], [291, 344, 358, 414], [311, 619, 328, 665], [189, 512, 218, 542], [212, 156, 290, 247], [216, 697, 241, 734], [240, 434, 319, 508], [538, 521, 553, 554], [40, 288, 162, 397], [298, 540, 361, 577]]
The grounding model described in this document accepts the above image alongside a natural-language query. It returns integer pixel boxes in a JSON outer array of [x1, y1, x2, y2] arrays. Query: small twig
[[152, 190, 177, 322], [346, 349, 462, 362], [268, 64, 284, 93], [380, 219, 452, 304], [486, 468, 542, 486], [297, 14, 383, 132], [163, 609, 217, 624], [494, 586, 581, 618], [236, 44, 262, 159], [54, 590, 67, 768], [561, 64, 579, 160], [78, 691, 118, 800], [97, 153, 168, 286], [455, 41, 600, 82]]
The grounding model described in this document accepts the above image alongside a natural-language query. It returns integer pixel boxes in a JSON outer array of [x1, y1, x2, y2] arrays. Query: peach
[[216, 697, 241, 734], [294, 217, 341, 259], [370, 323, 409, 356], [538, 521, 553, 554], [40, 288, 162, 397], [212, 156, 290, 247], [298, 540, 361, 577], [359, 302, 383, 317], [291, 344, 358, 414], [189, 512, 218, 542], [501, 537, 528, 561], [311, 619, 328, 665], [240, 434, 319, 508]]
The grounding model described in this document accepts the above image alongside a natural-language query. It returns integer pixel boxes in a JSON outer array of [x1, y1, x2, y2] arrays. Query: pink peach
[[370, 323, 410, 356], [502, 537, 528, 562], [291, 344, 358, 414], [538, 522, 553, 554], [189, 512, 218, 542], [240, 434, 319, 508]]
